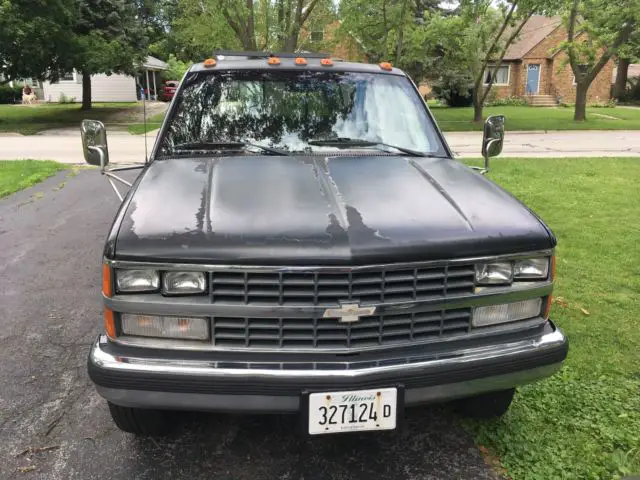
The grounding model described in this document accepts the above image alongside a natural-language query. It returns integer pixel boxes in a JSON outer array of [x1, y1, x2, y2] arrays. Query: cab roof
[[188, 52, 405, 76]]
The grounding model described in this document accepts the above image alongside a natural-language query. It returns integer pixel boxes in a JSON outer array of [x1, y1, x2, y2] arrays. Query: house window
[[310, 31, 324, 42], [484, 65, 510, 85], [60, 71, 77, 82], [572, 64, 589, 85]]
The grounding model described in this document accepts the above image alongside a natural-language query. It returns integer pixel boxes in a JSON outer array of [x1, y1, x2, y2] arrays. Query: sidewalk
[[0, 129, 638, 164]]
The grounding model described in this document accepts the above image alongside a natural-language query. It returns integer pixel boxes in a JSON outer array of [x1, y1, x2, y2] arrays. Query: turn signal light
[[203, 58, 217, 68], [267, 57, 281, 65], [543, 296, 553, 319], [102, 263, 113, 297], [104, 307, 116, 338], [379, 62, 393, 71], [320, 58, 333, 66]]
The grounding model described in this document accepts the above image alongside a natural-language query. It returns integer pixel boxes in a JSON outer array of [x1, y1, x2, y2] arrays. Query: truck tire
[[107, 402, 175, 436], [453, 388, 516, 419]]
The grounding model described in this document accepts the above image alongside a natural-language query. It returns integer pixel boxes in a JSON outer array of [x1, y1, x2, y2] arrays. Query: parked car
[[160, 80, 179, 102], [81, 53, 568, 436]]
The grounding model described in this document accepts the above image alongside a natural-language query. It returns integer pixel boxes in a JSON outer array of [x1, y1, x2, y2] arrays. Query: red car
[[160, 80, 179, 102]]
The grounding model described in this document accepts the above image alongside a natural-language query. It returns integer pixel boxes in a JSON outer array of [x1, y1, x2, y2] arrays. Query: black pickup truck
[[82, 52, 568, 436]]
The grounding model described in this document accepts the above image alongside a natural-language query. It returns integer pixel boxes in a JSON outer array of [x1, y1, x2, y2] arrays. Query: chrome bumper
[[88, 322, 568, 413]]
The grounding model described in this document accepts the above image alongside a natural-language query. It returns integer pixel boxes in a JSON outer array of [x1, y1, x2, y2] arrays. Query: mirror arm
[[103, 171, 133, 187], [105, 176, 124, 201], [87, 145, 106, 171]]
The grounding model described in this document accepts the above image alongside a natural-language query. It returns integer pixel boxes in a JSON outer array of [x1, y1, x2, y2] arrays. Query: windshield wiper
[[172, 141, 291, 156], [307, 137, 430, 157]]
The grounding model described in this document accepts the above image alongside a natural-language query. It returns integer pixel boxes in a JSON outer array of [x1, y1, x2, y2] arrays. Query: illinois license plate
[[307, 387, 398, 435]]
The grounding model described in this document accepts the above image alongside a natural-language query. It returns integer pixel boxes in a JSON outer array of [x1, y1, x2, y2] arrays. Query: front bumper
[[88, 321, 568, 413]]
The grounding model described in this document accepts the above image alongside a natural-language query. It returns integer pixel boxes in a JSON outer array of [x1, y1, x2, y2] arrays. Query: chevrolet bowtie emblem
[[323, 302, 376, 323]]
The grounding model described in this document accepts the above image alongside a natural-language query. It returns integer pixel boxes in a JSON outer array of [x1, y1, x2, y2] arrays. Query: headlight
[[472, 298, 542, 327], [163, 271, 206, 295], [121, 314, 209, 340], [475, 262, 513, 285], [475, 257, 550, 285], [513, 258, 549, 279], [115, 269, 159, 292]]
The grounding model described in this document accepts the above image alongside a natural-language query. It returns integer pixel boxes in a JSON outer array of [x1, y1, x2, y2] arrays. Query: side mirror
[[480, 115, 505, 173], [81, 120, 109, 169]]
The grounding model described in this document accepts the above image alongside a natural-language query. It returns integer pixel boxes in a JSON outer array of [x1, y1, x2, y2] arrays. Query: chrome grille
[[211, 308, 472, 350], [210, 264, 475, 306]]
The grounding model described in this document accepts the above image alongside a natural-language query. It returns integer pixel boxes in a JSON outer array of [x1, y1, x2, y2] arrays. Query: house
[[40, 56, 168, 103], [488, 15, 615, 105]]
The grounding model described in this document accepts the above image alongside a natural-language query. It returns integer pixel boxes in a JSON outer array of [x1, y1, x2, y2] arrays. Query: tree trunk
[[283, 33, 298, 52], [81, 71, 92, 111], [613, 58, 630, 99], [473, 90, 483, 122], [574, 81, 588, 121]]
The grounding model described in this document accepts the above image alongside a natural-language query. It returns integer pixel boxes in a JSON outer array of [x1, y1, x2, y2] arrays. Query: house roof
[[503, 15, 562, 60], [142, 56, 168, 71], [612, 63, 640, 82]]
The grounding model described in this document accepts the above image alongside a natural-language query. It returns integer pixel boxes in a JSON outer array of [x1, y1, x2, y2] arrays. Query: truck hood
[[111, 156, 554, 264]]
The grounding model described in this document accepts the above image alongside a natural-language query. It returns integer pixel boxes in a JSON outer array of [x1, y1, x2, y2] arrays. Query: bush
[[432, 82, 473, 107], [486, 95, 529, 107], [58, 92, 75, 104], [0, 84, 23, 104], [619, 77, 640, 103]]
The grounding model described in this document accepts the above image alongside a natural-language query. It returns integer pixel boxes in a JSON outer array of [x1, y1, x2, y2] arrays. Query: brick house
[[489, 15, 614, 105]]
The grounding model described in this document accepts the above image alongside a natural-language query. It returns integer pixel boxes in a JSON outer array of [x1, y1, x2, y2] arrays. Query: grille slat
[[210, 308, 472, 350], [209, 264, 474, 307]]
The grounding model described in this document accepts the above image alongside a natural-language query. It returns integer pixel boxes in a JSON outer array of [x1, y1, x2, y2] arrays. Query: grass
[[0, 103, 138, 135], [461, 157, 640, 479], [431, 105, 640, 131], [0, 160, 66, 197], [127, 112, 166, 134]]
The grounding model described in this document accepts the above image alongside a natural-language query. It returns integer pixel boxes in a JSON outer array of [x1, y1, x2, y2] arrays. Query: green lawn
[[0, 160, 66, 197], [432, 105, 640, 131], [462, 157, 640, 479], [127, 111, 166, 134], [0, 103, 138, 135]]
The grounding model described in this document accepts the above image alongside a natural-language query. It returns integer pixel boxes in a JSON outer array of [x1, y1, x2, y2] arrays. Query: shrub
[[486, 95, 529, 107], [58, 93, 76, 104], [0, 84, 23, 104], [619, 77, 640, 103], [432, 82, 473, 107]]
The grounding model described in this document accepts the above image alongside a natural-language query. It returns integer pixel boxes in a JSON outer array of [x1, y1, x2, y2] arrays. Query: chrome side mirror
[[81, 120, 109, 169], [480, 115, 505, 174]]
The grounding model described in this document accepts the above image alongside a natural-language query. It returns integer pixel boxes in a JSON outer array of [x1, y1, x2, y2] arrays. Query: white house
[[40, 56, 168, 103]]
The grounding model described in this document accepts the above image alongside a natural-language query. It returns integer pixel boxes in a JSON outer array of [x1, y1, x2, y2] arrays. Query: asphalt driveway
[[0, 171, 499, 480]]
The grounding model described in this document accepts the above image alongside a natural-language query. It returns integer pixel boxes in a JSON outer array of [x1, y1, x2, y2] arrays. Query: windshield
[[156, 70, 446, 157]]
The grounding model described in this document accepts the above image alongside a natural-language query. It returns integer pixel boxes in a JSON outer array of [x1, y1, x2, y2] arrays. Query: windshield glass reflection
[[157, 70, 445, 157]]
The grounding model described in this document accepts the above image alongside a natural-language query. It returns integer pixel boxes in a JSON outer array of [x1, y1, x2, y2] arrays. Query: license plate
[[308, 387, 397, 435]]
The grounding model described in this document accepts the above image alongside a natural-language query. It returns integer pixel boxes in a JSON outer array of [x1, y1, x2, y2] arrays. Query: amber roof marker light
[[320, 58, 334, 66], [379, 62, 393, 71], [203, 58, 217, 68], [295, 57, 308, 66], [267, 56, 281, 66]]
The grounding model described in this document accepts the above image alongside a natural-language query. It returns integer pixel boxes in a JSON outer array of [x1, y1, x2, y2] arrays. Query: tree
[[338, 0, 440, 64], [0, 0, 75, 84], [561, 0, 639, 121], [612, 31, 640, 99], [64, 0, 147, 110], [465, 0, 553, 122], [170, 0, 325, 58]]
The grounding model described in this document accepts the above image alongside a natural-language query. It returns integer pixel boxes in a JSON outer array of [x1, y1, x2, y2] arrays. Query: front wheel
[[107, 402, 176, 436], [453, 388, 515, 419]]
